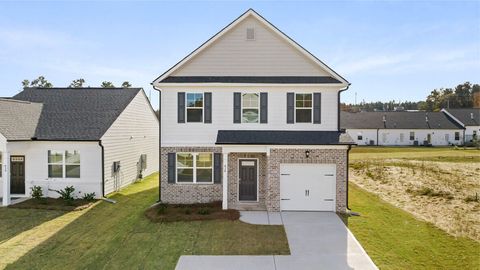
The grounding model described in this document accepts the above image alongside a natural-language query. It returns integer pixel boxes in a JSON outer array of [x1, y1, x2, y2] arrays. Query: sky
[[0, 1, 479, 109]]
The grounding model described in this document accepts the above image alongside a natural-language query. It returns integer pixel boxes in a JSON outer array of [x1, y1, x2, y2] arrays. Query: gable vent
[[246, 28, 255, 40]]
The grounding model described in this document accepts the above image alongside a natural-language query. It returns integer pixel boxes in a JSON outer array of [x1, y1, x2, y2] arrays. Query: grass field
[[350, 146, 480, 162], [0, 173, 289, 270], [347, 183, 480, 269]]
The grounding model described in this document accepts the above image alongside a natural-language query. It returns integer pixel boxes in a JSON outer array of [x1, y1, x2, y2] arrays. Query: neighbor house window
[[400, 133, 404, 143], [295, 93, 312, 123], [186, 93, 203, 122], [242, 93, 259, 123], [176, 153, 213, 183], [357, 133, 363, 140], [455, 132, 460, 141], [48, 150, 80, 178], [445, 134, 450, 142], [409, 132, 415, 141]]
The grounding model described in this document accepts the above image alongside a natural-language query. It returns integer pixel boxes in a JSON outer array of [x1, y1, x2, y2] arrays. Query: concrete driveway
[[176, 211, 377, 270]]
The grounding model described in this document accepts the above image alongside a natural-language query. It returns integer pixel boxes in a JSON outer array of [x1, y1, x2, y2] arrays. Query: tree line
[[21, 76, 132, 88], [342, 81, 479, 112]]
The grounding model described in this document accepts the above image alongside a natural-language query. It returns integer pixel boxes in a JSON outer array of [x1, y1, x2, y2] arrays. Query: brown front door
[[239, 159, 257, 201], [10, 156, 25, 194]]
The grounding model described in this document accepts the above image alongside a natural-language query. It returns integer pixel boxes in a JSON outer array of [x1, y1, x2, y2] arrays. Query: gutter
[[153, 85, 162, 203], [98, 141, 105, 197], [337, 84, 351, 131], [346, 145, 352, 211]]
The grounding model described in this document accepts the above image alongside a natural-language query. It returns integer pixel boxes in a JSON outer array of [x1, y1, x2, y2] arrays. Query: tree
[[121, 81, 132, 88], [101, 81, 115, 88], [69, 78, 85, 88], [21, 76, 53, 88]]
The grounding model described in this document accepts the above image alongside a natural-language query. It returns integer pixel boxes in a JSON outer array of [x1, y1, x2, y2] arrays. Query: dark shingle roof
[[160, 76, 341, 84], [216, 130, 354, 145], [13, 88, 141, 140], [443, 108, 480, 126], [341, 111, 463, 130], [0, 99, 43, 140]]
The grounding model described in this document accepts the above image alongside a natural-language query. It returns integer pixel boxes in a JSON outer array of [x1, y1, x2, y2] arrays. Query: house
[[153, 9, 354, 213], [0, 88, 159, 206], [442, 108, 479, 144], [341, 111, 464, 146]]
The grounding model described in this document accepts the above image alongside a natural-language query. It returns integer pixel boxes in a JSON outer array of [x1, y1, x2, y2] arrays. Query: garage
[[280, 164, 336, 211]]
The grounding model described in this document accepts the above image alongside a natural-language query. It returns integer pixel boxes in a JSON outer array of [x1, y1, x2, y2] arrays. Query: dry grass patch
[[351, 158, 480, 241], [145, 201, 240, 222]]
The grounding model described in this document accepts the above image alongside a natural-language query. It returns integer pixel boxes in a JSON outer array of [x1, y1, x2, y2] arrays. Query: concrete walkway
[[176, 211, 378, 270]]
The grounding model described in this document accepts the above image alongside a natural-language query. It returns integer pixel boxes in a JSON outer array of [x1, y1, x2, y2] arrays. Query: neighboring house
[[153, 9, 354, 213], [341, 111, 464, 146], [442, 108, 480, 144], [1, 88, 159, 206]]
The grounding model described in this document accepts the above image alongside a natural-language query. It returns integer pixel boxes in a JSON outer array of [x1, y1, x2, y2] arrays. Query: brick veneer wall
[[160, 147, 223, 204], [267, 148, 348, 212], [227, 153, 267, 210]]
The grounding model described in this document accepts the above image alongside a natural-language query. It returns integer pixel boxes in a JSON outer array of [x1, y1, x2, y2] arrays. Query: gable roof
[[341, 111, 463, 130], [442, 108, 479, 127], [0, 99, 43, 140], [152, 9, 349, 86], [13, 88, 141, 141]]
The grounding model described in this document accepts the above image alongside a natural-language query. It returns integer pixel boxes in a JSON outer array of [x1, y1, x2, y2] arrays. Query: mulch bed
[[9, 198, 97, 211], [145, 201, 240, 222]]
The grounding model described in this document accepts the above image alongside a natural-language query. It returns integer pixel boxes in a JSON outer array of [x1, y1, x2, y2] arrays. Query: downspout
[[376, 129, 379, 146], [338, 84, 352, 211], [98, 141, 105, 197], [153, 85, 162, 203], [346, 145, 352, 211]]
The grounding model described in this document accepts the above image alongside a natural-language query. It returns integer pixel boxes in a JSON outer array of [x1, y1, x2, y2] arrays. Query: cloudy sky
[[0, 1, 478, 109]]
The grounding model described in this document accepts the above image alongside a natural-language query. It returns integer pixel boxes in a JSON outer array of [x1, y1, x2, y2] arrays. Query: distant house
[[341, 111, 464, 146], [0, 88, 159, 206], [442, 108, 479, 144]]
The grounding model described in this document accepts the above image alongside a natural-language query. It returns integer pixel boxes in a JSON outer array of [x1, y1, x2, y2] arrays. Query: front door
[[239, 159, 257, 201], [10, 156, 25, 194]]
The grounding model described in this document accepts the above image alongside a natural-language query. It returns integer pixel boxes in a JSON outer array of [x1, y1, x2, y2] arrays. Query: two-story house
[[153, 9, 354, 213]]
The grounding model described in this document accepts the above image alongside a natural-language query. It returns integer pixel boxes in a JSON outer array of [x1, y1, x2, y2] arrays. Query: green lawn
[[0, 173, 289, 270], [350, 146, 480, 162], [346, 183, 480, 269]]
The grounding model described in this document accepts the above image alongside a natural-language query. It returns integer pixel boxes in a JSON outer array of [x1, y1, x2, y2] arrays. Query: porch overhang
[[215, 130, 355, 145]]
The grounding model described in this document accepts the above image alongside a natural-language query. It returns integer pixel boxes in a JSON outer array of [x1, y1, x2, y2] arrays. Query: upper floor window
[[186, 93, 203, 122], [48, 150, 80, 178], [295, 93, 312, 123], [242, 93, 259, 123]]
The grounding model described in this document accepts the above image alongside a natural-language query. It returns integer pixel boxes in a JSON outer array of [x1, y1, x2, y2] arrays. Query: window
[[186, 93, 203, 122], [445, 134, 450, 142], [400, 133, 404, 143], [409, 132, 415, 141], [176, 153, 213, 183], [246, 27, 255, 40], [455, 132, 460, 141], [242, 93, 259, 123], [295, 93, 312, 123], [357, 133, 363, 140], [48, 150, 80, 178]]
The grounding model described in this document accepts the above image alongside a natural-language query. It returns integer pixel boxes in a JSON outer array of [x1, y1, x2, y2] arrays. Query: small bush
[[30, 186, 44, 200], [82, 192, 96, 201], [197, 207, 211, 215], [54, 186, 76, 205], [465, 194, 479, 203]]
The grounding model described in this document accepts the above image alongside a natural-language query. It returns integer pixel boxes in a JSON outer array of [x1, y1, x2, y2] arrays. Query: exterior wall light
[[305, 150, 310, 158]]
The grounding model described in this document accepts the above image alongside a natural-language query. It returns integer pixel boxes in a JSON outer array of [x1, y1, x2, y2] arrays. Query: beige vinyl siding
[[172, 16, 330, 77], [101, 91, 159, 195]]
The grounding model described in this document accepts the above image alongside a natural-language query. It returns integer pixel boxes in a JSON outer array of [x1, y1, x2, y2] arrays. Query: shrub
[[82, 192, 96, 201], [30, 185, 44, 200], [54, 186, 76, 205], [197, 207, 210, 215]]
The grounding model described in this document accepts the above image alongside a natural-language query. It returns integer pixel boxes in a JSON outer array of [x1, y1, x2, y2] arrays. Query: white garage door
[[280, 164, 336, 211]]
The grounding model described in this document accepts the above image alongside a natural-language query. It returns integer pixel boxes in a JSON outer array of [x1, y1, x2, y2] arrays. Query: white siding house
[[1, 88, 159, 206], [442, 108, 480, 145]]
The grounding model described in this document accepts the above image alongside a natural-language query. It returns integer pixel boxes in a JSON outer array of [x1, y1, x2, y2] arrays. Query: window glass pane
[[242, 109, 259, 123], [296, 94, 312, 108], [65, 150, 80, 164], [66, 165, 80, 178], [48, 165, 63, 178], [177, 168, 194, 182], [242, 93, 259, 108], [187, 108, 203, 122], [296, 109, 312, 123], [196, 153, 212, 167], [48, 151, 63, 164], [177, 153, 194, 167], [196, 169, 212, 183], [187, 93, 203, 107]]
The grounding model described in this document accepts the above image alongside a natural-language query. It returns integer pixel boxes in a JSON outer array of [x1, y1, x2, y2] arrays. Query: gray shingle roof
[[160, 76, 341, 84], [0, 99, 43, 140], [341, 111, 463, 130], [216, 130, 354, 145], [13, 88, 141, 140], [443, 108, 480, 126]]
